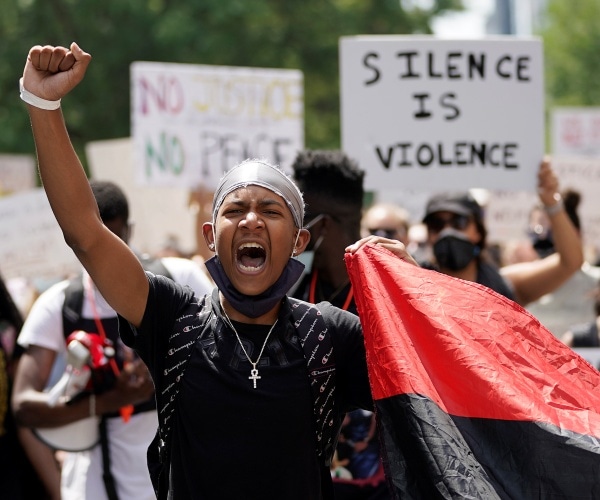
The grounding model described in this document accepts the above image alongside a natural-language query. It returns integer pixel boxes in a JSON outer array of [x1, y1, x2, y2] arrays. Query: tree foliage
[[542, 0, 600, 108], [0, 0, 462, 158]]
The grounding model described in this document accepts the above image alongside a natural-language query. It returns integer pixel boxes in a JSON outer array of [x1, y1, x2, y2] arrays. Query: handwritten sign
[[552, 107, 600, 156], [86, 137, 198, 256], [0, 189, 80, 281], [340, 36, 544, 191], [484, 156, 600, 253], [131, 62, 304, 189], [0, 154, 37, 195]]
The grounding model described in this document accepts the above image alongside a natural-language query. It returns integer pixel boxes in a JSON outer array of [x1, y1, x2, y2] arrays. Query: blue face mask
[[205, 256, 305, 318], [293, 250, 314, 271]]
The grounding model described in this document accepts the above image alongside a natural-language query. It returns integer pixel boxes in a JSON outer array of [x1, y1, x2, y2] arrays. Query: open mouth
[[236, 242, 266, 271]]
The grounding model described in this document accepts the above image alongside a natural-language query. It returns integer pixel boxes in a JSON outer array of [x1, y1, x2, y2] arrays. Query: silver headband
[[212, 159, 304, 228]]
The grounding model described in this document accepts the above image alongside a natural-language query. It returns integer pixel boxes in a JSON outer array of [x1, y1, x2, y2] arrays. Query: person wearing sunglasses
[[421, 159, 584, 307]]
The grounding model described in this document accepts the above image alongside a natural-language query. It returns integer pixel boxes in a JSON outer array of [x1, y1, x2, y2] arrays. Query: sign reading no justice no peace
[[340, 36, 544, 192]]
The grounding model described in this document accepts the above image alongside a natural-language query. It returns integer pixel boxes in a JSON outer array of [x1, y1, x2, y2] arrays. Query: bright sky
[[432, 0, 496, 37]]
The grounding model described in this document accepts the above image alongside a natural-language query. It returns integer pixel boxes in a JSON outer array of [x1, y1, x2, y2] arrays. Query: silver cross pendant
[[249, 367, 261, 389]]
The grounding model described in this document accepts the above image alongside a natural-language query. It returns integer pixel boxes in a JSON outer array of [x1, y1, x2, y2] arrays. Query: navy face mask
[[205, 256, 305, 318]]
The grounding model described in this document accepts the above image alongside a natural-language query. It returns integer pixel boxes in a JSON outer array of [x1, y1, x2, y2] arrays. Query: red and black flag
[[345, 244, 600, 499]]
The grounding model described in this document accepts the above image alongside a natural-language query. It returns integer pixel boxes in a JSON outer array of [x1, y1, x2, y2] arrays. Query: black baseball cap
[[422, 192, 483, 223]]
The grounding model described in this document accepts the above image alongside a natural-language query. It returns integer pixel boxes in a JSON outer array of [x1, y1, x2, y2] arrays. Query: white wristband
[[544, 193, 564, 217], [19, 77, 61, 110]]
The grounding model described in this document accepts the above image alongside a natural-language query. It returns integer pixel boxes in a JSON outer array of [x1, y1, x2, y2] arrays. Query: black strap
[[62, 257, 172, 339], [99, 416, 119, 500], [62, 276, 85, 339]]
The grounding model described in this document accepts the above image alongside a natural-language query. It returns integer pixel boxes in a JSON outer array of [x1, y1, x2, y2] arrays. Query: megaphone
[[34, 331, 117, 451]]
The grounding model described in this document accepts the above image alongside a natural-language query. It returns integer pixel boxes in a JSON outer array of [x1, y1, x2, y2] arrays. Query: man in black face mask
[[422, 191, 516, 301], [421, 159, 584, 307]]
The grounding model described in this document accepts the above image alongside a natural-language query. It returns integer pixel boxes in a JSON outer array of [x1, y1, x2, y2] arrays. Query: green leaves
[[1, 0, 462, 158]]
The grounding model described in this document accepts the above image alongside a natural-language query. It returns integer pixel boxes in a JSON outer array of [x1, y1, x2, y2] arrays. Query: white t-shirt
[[18, 257, 213, 500], [526, 262, 600, 337]]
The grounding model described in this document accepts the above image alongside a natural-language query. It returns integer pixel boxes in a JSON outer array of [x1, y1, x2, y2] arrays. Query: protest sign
[[0, 189, 80, 281], [86, 137, 197, 256], [340, 36, 544, 191], [0, 154, 37, 195], [131, 62, 304, 189], [484, 156, 600, 255], [552, 107, 600, 156]]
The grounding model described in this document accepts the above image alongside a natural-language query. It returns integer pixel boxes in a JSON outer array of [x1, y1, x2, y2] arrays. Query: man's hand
[[345, 235, 419, 267], [22, 42, 91, 102], [537, 156, 561, 208], [98, 360, 155, 413]]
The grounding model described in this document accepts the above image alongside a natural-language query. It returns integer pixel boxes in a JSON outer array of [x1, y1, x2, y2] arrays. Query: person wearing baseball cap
[[421, 159, 584, 306]]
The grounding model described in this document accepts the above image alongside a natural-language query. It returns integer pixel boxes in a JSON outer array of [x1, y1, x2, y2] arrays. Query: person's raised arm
[[501, 157, 584, 306], [22, 43, 147, 326]]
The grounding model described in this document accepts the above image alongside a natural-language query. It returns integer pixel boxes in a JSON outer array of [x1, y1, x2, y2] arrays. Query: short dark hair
[[595, 279, 600, 317], [89, 180, 129, 223], [563, 188, 581, 232], [291, 150, 364, 213]]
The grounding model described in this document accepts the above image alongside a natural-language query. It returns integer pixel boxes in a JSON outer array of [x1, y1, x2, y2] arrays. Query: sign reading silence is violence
[[340, 36, 544, 192]]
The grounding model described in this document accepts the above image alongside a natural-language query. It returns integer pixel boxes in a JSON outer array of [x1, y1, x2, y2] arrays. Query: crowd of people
[[0, 40, 597, 499]]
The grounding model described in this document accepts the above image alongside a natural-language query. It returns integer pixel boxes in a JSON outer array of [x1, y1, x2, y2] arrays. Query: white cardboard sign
[[340, 36, 544, 191], [131, 62, 304, 189], [552, 107, 600, 156], [484, 156, 600, 252], [0, 154, 37, 195], [0, 189, 80, 281]]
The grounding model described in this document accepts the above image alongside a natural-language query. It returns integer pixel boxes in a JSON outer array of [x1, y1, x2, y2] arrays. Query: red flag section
[[345, 244, 600, 499]]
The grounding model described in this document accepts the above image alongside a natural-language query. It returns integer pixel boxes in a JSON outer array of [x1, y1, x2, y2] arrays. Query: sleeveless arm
[[23, 43, 148, 326]]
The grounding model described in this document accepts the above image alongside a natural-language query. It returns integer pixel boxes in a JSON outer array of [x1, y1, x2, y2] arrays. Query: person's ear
[[292, 228, 311, 256], [202, 222, 216, 252]]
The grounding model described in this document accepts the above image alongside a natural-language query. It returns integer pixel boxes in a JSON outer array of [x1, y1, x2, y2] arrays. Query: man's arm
[[12, 345, 154, 428], [22, 43, 148, 326]]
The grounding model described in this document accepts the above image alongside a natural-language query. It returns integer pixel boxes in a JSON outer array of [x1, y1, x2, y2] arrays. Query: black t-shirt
[[123, 275, 372, 499], [570, 321, 600, 347], [292, 271, 358, 316]]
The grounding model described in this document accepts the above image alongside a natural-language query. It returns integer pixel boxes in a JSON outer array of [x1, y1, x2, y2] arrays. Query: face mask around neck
[[205, 256, 305, 318]]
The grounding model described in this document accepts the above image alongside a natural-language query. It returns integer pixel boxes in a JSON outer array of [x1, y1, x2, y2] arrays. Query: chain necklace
[[222, 312, 278, 389]]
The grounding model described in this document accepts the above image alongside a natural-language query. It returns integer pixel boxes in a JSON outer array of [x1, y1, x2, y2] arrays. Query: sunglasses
[[368, 228, 401, 239], [425, 214, 471, 233]]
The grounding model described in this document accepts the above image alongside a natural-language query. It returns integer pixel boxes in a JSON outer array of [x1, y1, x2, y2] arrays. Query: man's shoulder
[[285, 297, 361, 332], [30, 278, 72, 312], [17, 279, 71, 350]]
